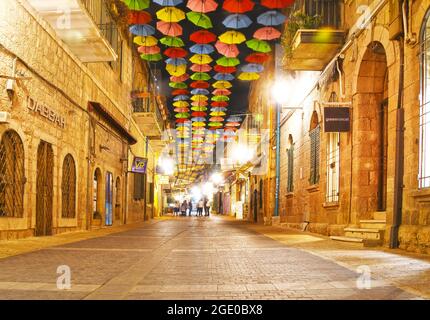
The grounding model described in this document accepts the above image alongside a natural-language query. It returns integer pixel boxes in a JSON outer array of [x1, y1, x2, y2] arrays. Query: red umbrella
[[174, 107, 190, 112], [223, 0, 255, 13], [128, 10, 152, 24], [261, 0, 294, 9], [138, 45, 160, 54], [157, 21, 183, 36], [209, 116, 224, 122], [164, 47, 188, 58], [191, 111, 207, 117], [190, 81, 210, 89], [191, 101, 208, 107], [172, 89, 190, 95], [187, 0, 218, 13], [170, 74, 189, 82], [245, 52, 270, 64], [215, 41, 239, 58], [176, 118, 191, 123], [190, 64, 212, 72], [214, 65, 237, 73], [211, 101, 229, 107], [190, 30, 217, 43], [213, 88, 232, 96], [253, 27, 281, 40]]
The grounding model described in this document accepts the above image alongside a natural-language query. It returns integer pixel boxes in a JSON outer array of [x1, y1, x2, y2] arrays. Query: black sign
[[324, 107, 350, 132]]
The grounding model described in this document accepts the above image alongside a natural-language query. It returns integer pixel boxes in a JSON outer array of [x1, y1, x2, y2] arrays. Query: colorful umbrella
[[156, 7, 185, 22], [213, 88, 232, 95], [166, 64, 186, 76], [214, 73, 235, 81], [242, 63, 264, 73], [129, 24, 155, 36], [225, 122, 241, 127], [216, 56, 240, 67], [215, 41, 239, 58], [173, 95, 190, 101], [160, 36, 185, 47], [211, 95, 230, 102], [170, 74, 189, 82], [257, 10, 286, 26], [156, 21, 182, 36], [213, 80, 232, 89], [191, 106, 208, 111], [246, 39, 272, 53], [190, 81, 210, 89], [219, 31, 246, 44], [173, 101, 189, 107], [172, 89, 189, 95], [227, 116, 242, 122], [190, 64, 212, 72], [191, 111, 207, 117], [134, 36, 158, 46], [209, 116, 224, 122], [169, 81, 188, 88], [192, 117, 206, 122], [128, 10, 152, 24], [208, 122, 224, 127], [223, 14, 252, 29], [211, 107, 228, 112], [190, 30, 217, 43], [214, 65, 237, 73], [140, 53, 162, 61], [190, 44, 214, 54], [261, 0, 294, 9], [245, 52, 270, 63], [222, 0, 255, 13], [186, 12, 213, 29], [238, 72, 260, 81], [191, 88, 210, 95], [192, 122, 206, 127], [122, 0, 150, 10], [153, 0, 183, 6], [253, 26, 281, 40], [190, 54, 213, 65], [138, 45, 160, 54], [211, 101, 229, 107], [166, 57, 187, 66], [174, 107, 190, 112], [186, 0, 218, 13], [164, 47, 187, 58], [175, 112, 190, 118], [191, 100, 208, 106], [190, 72, 211, 81], [191, 95, 208, 101], [210, 111, 226, 116]]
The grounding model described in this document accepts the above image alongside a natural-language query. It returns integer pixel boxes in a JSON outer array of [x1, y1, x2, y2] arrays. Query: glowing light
[[191, 186, 202, 201], [271, 79, 290, 104], [202, 182, 215, 196], [211, 172, 224, 185], [232, 143, 254, 164], [159, 157, 175, 175]]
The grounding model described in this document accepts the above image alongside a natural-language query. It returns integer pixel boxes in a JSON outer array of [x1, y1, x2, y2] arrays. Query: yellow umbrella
[[238, 72, 261, 81], [189, 54, 213, 65], [218, 31, 246, 44], [213, 80, 232, 89], [156, 7, 185, 22], [210, 111, 226, 116], [192, 122, 206, 127], [173, 101, 189, 107], [166, 64, 187, 76], [133, 36, 158, 46], [191, 95, 208, 101], [176, 126, 190, 131]]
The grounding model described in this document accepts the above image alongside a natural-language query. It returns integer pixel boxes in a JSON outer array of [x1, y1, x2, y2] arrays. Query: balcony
[[27, 0, 117, 62], [132, 92, 166, 140]]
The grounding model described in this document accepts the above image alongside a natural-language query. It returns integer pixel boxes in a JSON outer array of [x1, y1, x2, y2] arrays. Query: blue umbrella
[[129, 24, 155, 36], [173, 95, 190, 101], [241, 63, 264, 73], [165, 57, 187, 66], [257, 11, 286, 26], [227, 116, 242, 122], [153, 0, 183, 6], [223, 14, 252, 29], [190, 44, 214, 54], [214, 73, 235, 81], [211, 107, 227, 112], [192, 117, 206, 122], [191, 88, 210, 95]]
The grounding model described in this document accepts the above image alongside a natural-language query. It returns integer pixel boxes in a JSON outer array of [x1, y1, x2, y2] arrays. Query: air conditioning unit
[[0, 111, 11, 123]]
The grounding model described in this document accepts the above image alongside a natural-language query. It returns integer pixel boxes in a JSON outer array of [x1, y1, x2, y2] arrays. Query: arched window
[[61, 154, 76, 218], [309, 111, 320, 185], [287, 135, 294, 193], [419, 13, 430, 188], [0, 130, 25, 217]]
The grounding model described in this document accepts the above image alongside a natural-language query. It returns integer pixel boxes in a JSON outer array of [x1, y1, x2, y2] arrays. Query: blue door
[[105, 172, 113, 226]]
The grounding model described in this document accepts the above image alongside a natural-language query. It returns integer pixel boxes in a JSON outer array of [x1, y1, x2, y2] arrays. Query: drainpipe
[[390, 0, 406, 248], [273, 101, 281, 218]]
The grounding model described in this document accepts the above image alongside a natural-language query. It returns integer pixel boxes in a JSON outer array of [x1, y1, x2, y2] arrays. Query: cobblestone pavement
[[0, 216, 428, 300]]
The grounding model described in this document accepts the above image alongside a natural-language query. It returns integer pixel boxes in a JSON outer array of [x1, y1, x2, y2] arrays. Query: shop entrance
[[36, 141, 54, 236]]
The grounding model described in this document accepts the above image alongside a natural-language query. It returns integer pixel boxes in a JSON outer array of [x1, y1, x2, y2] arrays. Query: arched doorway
[[354, 41, 388, 221]]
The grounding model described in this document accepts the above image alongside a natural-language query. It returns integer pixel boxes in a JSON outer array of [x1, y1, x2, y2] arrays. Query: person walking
[[188, 200, 193, 216], [180, 200, 187, 216], [204, 197, 211, 216], [174, 200, 180, 216], [197, 199, 204, 216]]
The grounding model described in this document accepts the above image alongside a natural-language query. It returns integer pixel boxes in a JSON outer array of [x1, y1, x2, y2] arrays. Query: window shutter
[[309, 126, 320, 185], [287, 145, 294, 192], [315, 126, 320, 183]]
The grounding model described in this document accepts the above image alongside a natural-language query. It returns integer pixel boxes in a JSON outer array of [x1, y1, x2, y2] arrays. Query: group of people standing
[[173, 198, 211, 217]]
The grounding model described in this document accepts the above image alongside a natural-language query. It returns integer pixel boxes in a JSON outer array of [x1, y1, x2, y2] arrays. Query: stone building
[[248, 0, 430, 254], [0, 0, 167, 239]]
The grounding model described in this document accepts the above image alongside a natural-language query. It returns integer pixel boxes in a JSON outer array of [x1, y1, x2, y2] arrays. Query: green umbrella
[[246, 39, 271, 53], [160, 36, 185, 47], [208, 122, 223, 127], [175, 112, 190, 119], [211, 95, 229, 102], [191, 106, 208, 111], [169, 82, 188, 89], [186, 12, 213, 29], [140, 53, 162, 62], [216, 56, 240, 67], [122, 0, 150, 10], [190, 72, 211, 81]]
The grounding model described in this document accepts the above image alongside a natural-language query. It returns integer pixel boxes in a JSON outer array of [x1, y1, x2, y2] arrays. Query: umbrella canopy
[[174, 107, 190, 112], [189, 44, 214, 54], [211, 101, 229, 107], [173, 100, 190, 107], [166, 57, 187, 66], [242, 63, 264, 73], [172, 89, 189, 95], [222, 0, 255, 13], [192, 117, 206, 122], [216, 56, 240, 67], [128, 10, 152, 24], [257, 10, 286, 26], [225, 122, 241, 127], [253, 26, 281, 40], [186, 0, 218, 13], [246, 39, 272, 53], [227, 116, 242, 122], [219, 31, 246, 44], [215, 41, 239, 58], [170, 73, 189, 82], [214, 73, 235, 81], [190, 81, 210, 89], [164, 47, 187, 58], [190, 72, 211, 81], [245, 52, 270, 63], [129, 24, 155, 36], [190, 30, 217, 43], [192, 122, 206, 127], [190, 63, 212, 72], [140, 53, 162, 61], [213, 88, 232, 95], [191, 88, 210, 95], [208, 122, 224, 127], [133, 35, 158, 46], [169, 81, 188, 88], [238, 72, 260, 81], [209, 116, 224, 122], [191, 100, 208, 106], [211, 107, 228, 112], [138, 45, 160, 54], [160, 36, 185, 47], [213, 80, 232, 89], [223, 14, 252, 29], [211, 95, 230, 102], [156, 21, 182, 36], [173, 95, 190, 101], [122, 0, 150, 10], [186, 12, 213, 29], [153, 0, 183, 6], [175, 112, 191, 118], [156, 7, 185, 22], [191, 111, 207, 117], [190, 54, 213, 64], [191, 106, 208, 111], [191, 95, 209, 101], [214, 65, 237, 73], [261, 0, 294, 9], [210, 111, 226, 117]]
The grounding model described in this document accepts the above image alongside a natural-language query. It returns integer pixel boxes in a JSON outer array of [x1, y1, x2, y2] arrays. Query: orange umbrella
[[138, 45, 160, 54], [128, 10, 152, 24], [157, 21, 183, 36], [170, 74, 189, 82], [253, 26, 281, 40], [213, 88, 231, 96], [190, 64, 212, 72], [215, 41, 239, 58], [187, 0, 218, 13]]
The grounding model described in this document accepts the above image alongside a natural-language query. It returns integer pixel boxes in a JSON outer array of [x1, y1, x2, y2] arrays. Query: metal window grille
[[292, 0, 341, 28], [0, 130, 25, 218], [309, 125, 320, 185], [326, 132, 340, 202], [287, 145, 294, 193], [61, 154, 76, 218]]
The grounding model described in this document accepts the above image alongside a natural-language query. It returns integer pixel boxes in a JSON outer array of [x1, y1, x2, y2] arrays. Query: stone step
[[330, 236, 383, 247], [344, 227, 383, 240], [373, 211, 387, 220], [359, 219, 386, 229]]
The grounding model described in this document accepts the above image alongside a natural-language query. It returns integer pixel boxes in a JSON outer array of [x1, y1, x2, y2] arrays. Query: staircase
[[330, 212, 386, 247]]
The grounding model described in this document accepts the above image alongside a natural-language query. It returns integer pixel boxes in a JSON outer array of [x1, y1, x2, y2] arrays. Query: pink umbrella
[[191, 100, 208, 107], [190, 63, 212, 72], [253, 27, 281, 40], [215, 41, 239, 58], [187, 0, 218, 13], [213, 88, 232, 96], [156, 21, 183, 36], [170, 74, 190, 82], [138, 45, 160, 54]]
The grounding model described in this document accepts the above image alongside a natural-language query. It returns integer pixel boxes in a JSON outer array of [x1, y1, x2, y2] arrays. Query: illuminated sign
[[324, 107, 350, 132], [131, 157, 148, 174]]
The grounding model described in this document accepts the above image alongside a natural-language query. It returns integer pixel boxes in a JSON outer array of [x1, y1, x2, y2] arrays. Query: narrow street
[[0, 216, 428, 300]]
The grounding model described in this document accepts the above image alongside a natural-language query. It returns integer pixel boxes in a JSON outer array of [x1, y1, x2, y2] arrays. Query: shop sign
[[324, 107, 350, 132], [131, 157, 148, 174], [27, 97, 65, 128]]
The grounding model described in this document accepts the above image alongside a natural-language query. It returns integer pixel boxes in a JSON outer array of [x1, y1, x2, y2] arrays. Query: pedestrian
[[197, 199, 204, 216], [204, 197, 211, 216], [188, 200, 193, 216], [181, 200, 187, 216], [174, 200, 180, 216]]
